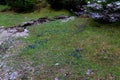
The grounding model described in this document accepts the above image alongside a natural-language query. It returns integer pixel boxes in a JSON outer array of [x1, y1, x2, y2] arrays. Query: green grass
[[20, 18, 120, 79], [0, 7, 70, 27], [0, 5, 120, 79]]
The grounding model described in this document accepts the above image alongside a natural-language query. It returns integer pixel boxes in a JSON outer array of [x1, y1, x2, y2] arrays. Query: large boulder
[[87, 1, 120, 22]]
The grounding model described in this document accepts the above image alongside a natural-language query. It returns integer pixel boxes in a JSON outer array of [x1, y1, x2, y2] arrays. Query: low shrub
[[5, 0, 37, 12], [47, 0, 87, 11]]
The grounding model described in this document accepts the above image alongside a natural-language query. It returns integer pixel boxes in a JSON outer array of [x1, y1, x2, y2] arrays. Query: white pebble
[[24, 29, 29, 33], [55, 63, 60, 66]]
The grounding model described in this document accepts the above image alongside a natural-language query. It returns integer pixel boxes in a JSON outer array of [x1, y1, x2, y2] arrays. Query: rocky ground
[[0, 27, 28, 80], [0, 16, 75, 80]]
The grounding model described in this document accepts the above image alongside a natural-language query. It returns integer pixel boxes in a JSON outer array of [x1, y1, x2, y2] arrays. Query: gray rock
[[9, 72, 18, 80], [87, 3, 103, 10], [87, 1, 120, 22]]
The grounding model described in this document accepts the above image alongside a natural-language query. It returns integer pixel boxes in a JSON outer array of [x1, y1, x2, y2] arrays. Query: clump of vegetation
[[47, 0, 87, 11], [5, 0, 37, 12]]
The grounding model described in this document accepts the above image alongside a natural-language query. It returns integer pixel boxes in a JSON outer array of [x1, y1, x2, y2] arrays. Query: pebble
[[0, 62, 4, 68], [55, 63, 60, 66], [55, 77, 59, 80], [9, 72, 18, 80], [86, 69, 91, 75], [24, 29, 29, 33]]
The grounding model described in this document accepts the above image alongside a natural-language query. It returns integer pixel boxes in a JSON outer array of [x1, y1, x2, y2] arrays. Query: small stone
[[0, 62, 4, 68], [9, 72, 18, 80], [24, 29, 29, 33], [7, 28, 17, 33], [55, 63, 60, 66], [86, 69, 91, 75], [55, 77, 59, 80]]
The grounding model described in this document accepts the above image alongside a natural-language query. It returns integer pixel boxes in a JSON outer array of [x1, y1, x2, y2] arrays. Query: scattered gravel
[[0, 26, 29, 79]]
